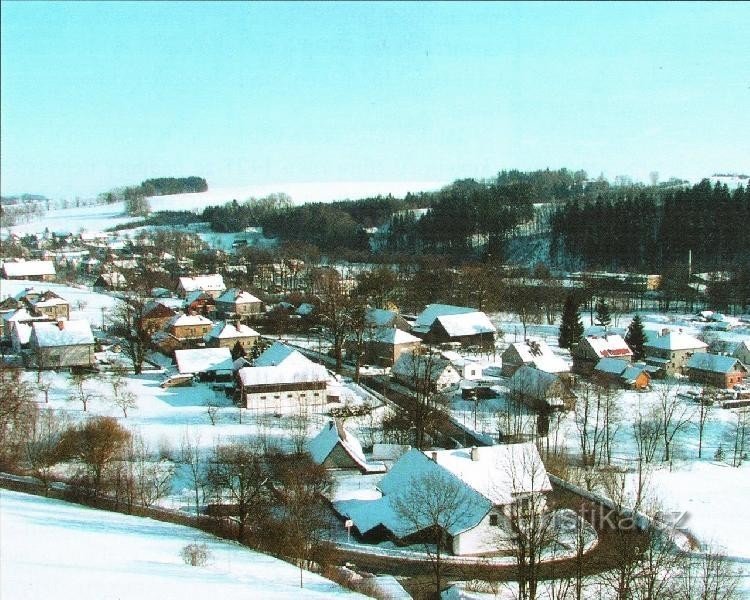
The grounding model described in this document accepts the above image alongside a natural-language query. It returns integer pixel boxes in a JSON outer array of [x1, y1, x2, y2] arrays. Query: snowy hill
[[0, 489, 365, 600]]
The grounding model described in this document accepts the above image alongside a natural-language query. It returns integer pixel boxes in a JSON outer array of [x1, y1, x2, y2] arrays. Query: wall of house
[[688, 369, 744, 389], [172, 324, 212, 340], [34, 344, 94, 368], [208, 335, 258, 351], [243, 384, 327, 412], [452, 510, 516, 555]]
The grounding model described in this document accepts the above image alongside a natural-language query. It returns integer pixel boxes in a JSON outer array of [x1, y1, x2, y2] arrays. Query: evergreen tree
[[625, 313, 647, 361], [559, 295, 584, 349], [594, 298, 612, 329]]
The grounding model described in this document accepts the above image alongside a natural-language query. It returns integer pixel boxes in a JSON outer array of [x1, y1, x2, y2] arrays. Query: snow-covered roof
[[391, 351, 456, 382], [434, 312, 496, 337], [216, 288, 262, 304], [295, 303, 315, 316], [175, 347, 233, 374], [185, 290, 213, 304], [11, 322, 32, 345], [373, 327, 421, 345], [169, 313, 213, 327], [3, 307, 41, 323], [253, 341, 312, 368], [686, 353, 746, 374], [507, 339, 569, 373], [412, 304, 475, 332], [205, 320, 260, 340], [31, 320, 94, 347], [595, 357, 631, 375], [307, 420, 386, 474], [237, 363, 328, 387], [645, 331, 708, 351], [585, 334, 633, 358], [366, 308, 401, 329], [178, 274, 226, 293], [2, 260, 56, 278], [30, 291, 69, 308]]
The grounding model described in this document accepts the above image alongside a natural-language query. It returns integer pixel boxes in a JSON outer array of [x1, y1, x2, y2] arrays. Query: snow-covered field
[[0, 489, 364, 600], [7, 179, 444, 236]]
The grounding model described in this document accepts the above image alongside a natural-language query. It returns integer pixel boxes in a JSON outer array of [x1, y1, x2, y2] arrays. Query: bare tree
[[36, 373, 53, 404], [655, 381, 693, 463], [68, 369, 98, 412], [25, 408, 68, 494], [631, 400, 661, 506], [265, 452, 333, 588], [0, 364, 37, 469], [179, 429, 205, 516], [574, 382, 604, 466], [205, 443, 269, 541], [284, 407, 311, 456], [181, 543, 212, 567], [681, 546, 744, 600], [107, 296, 153, 375], [127, 433, 175, 507], [696, 389, 716, 459], [109, 369, 137, 417], [311, 268, 351, 373], [729, 408, 749, 467], [392, 469, 478, 598]]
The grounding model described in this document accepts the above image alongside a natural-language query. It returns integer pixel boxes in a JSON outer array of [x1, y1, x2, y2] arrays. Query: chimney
[[235, 318, 242, 331], [661, 328, 669, 336], [470, 446, 479, 461], [431, 451, 438, 462]]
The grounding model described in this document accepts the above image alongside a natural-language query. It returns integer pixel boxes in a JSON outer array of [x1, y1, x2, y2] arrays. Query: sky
[[1, 1, 748, 200]]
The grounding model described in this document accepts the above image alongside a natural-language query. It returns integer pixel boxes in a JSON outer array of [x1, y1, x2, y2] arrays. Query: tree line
[[551, 179, 750, 272]]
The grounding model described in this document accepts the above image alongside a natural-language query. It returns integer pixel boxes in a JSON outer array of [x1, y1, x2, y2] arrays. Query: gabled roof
[[29, 291, 69, 308], [584, 334, 633, 358], [175, 347, 233, 374], [645, 330, 707, 352], [216, 288, 262, 304], [365, 308, 402, 329], [307, 420, 386, 474], [178, 274, 226, 293], [205, 320, 260, 340], [2, 260, 56, 278], [505, 339, 569, 373], [142, 301, 176, 320], [31, 320, 94, 347], [253, 341, 311, 368], [185, 290, 214, 305], [434, 312, 496, 337], [686, 353, 747, 374], [594, 357, 631, 376], [412, 304, 475, 332], [168, 313, 213, 328]]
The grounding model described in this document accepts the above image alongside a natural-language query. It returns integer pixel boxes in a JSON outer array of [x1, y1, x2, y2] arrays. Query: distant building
[[686, 353, 748, 389], [593, 358, 652, 390], [204, 320, 259, 353], [174, 347, 234, 380], [644, 329, 708, 375], [307, 420, 386, 474], [167, 313, 213, 344], [508, 365, 574, 411], [177, 274, 226, 298], [412, 304, 496, 348], [215, 288, 264, 318], [501, 339, 569, 378], [391, 349, 461, 393], [572, 335, 633, 375], [2, 260, 56, 281]]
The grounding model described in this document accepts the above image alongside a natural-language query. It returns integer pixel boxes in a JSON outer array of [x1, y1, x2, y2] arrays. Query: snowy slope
[[0, 489, 365, 600]]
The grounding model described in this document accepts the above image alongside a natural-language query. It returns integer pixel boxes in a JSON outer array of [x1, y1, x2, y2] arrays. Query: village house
[[686, 353, 748, 389], [572, 334, 633, 375], [166, 313, 213, 345], [2, 259, 56, 281], [508, 365, 574, 411], [204, 320, 260, 354], [28, 319, 95, 369], [412, 304, 496, 348], [593, 358, 652, 390], [501, 339, 570, 377], [93, 271, 127, 291], [138, 301, 178, 335], [391, 349, 461, 393], [236, 359, 329, 413], [184, 291, 217, 319], [352, 327, 422, 367], [365, 307, 411, 332], [644, 329, 708, 375], [334, 443, 552, 555], [1, 306, 52, 342], [215, 288, 264, 318], [307, 420, 386, 474], [253, 341, 312, 368], [15, 289, 70, 320], [177, 274, 226, 299]]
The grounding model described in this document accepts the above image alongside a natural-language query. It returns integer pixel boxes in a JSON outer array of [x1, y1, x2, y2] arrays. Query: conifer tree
[[595, 298, 612, 329], [625, 313, 647, 361], [559, 295, 584, 349]]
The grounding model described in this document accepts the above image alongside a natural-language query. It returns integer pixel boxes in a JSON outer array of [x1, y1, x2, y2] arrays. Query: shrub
[[180, 542, 212, 567]]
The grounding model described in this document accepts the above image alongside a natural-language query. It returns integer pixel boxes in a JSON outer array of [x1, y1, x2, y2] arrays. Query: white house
[[2, 260, 56, 280], [177, 274, 226, 298], [501, 339, 570, 377], [391, 350, 461, 393], [334, 443, 552, 555], [28, 320, 95, 369]]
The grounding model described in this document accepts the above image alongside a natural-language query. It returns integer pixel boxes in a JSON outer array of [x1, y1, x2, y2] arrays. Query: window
[[489, 514, 499, 526], [260, 395, 266, 400], [313, 392, 320, 397]]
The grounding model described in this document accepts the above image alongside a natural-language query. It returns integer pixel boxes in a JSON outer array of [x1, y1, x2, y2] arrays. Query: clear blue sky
[[1, 1, 748, 199]]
